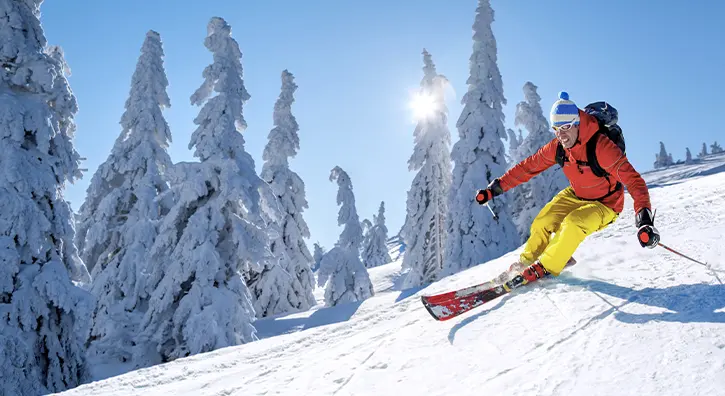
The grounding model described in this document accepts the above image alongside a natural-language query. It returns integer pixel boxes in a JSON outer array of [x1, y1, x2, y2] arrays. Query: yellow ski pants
[[519, 187, 619, 276]]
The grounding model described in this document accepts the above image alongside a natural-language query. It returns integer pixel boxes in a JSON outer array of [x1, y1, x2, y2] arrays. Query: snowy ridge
[[57, 166, 725, 395], [642, 151, 725, 187]]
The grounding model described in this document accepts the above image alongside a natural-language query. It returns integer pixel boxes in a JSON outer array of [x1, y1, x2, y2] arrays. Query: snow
[[56, 163, 725, 396], [642, 151, 725, 187]]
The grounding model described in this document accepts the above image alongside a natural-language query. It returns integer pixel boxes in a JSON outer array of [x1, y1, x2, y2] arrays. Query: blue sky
[[41, 0, 724, 251]]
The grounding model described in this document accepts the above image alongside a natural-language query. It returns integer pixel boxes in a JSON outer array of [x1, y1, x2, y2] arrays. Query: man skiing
[[475, 91, 660, 285]]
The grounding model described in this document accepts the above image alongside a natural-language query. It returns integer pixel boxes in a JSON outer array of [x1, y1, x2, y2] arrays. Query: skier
[[475, 92, 660, 285]]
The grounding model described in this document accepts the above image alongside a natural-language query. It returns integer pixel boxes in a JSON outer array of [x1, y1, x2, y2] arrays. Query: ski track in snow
[[57, 157, 725, 396]]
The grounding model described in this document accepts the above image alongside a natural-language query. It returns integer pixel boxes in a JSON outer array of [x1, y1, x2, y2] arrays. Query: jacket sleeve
[[595, 136, 652, 214], [499, 138, 559, 192]]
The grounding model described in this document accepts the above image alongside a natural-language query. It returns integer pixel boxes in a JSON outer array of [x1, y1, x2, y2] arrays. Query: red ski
[[421, 275, 527, 321], [421, 258, 576, 321]]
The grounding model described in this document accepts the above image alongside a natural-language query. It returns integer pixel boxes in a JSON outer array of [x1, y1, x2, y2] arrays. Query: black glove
[[475, 179, 504, 205], [635, 208, 660, 249]]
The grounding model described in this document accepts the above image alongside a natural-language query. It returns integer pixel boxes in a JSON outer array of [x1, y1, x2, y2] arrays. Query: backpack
[[554, 101, 625, 179]]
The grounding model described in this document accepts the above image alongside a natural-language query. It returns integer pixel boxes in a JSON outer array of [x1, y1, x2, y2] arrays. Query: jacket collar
[[575, 109, 600, 146]]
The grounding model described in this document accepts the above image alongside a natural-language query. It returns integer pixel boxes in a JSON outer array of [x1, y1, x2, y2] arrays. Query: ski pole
[[485, 203, 499, 221], [658, 242, 723, 284]]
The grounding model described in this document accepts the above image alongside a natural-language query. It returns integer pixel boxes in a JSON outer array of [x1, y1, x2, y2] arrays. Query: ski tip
[[420, 296, 444, 321]]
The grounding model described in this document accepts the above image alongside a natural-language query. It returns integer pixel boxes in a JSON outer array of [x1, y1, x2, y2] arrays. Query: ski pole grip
[[475, 189, 490, 204], [639, 231, 649, 243]]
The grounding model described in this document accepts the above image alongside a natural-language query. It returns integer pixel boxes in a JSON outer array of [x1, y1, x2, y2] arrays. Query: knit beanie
[[550, 91, 580, 127]]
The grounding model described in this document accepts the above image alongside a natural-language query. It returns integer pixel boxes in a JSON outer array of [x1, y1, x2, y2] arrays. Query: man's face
[[554, 121, 579, 149]]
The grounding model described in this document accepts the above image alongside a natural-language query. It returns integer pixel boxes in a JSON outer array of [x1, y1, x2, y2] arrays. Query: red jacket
[[499, 110, 651, 215]]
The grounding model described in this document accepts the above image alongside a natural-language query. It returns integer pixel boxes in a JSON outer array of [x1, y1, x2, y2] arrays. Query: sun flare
[[409, 92, 437, 121]]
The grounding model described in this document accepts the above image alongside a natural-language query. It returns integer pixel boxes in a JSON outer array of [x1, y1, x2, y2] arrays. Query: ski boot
[[497, 257, 576, 288], [502, 261, 549, 290]]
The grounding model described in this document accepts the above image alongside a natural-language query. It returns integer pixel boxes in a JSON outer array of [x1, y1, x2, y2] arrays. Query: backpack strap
[[555, 142, 567, 167], [585, 129, 624, 200], [586, 130, 608, 178]]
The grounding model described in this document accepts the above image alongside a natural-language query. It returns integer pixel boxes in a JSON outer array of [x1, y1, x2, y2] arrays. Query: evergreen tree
[[444, 0, 519, 275], [249, 70, 315, 317], [312, 242, 325, 272], [506, 128, 523, 164], [0, 1, 92, 393], [135, 17, 267, 366], [685, 147, 693, 164], [654, 142, 673, 168], [76, 31, 174, 366], [361, 202, 392, 268], [317, 167, 373, 306], [401, 49, 452, 287], [361, 218, 373, 256], [711, 141, 723, 154], [699, 142, 708, 158]]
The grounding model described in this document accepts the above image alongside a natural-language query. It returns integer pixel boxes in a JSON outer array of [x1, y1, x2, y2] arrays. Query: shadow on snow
[[254, 301, 363, 339], [446, 276, 725, 343], [560, 277, 725, 325]]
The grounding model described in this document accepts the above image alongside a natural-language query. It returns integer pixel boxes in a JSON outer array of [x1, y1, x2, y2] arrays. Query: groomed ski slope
[[58, 160, 725, 396]]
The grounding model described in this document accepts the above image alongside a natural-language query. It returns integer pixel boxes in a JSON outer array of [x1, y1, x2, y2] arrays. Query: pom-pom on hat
[[550, 91, 580, 127]]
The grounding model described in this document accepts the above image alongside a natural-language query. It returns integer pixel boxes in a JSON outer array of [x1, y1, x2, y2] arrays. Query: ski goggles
[[552, 119, 579, 132]]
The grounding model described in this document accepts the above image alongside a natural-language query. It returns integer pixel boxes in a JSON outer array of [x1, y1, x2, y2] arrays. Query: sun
[[408, 91, 437, 121]]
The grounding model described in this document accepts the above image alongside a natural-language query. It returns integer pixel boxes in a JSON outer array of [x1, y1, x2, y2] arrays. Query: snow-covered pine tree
[[654, 142, 672, 168], [74, 31, 174, 366], [699, 142, 708, 158], [711, 141, 724, 154], [685, 147, 693, 164], [361, 218, 373, 255], [249, 70, 315, 317], [361, 202, 392, 268], [444, 0, 519, 275], [400, 49, 452, 287], [317, 167, 374, 306], [506, 127, 523, 164], [135, 17, 268, 366], [312, 242, 325, 272], [0, 1, 93, 393], [509, 81, 569, 241]]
